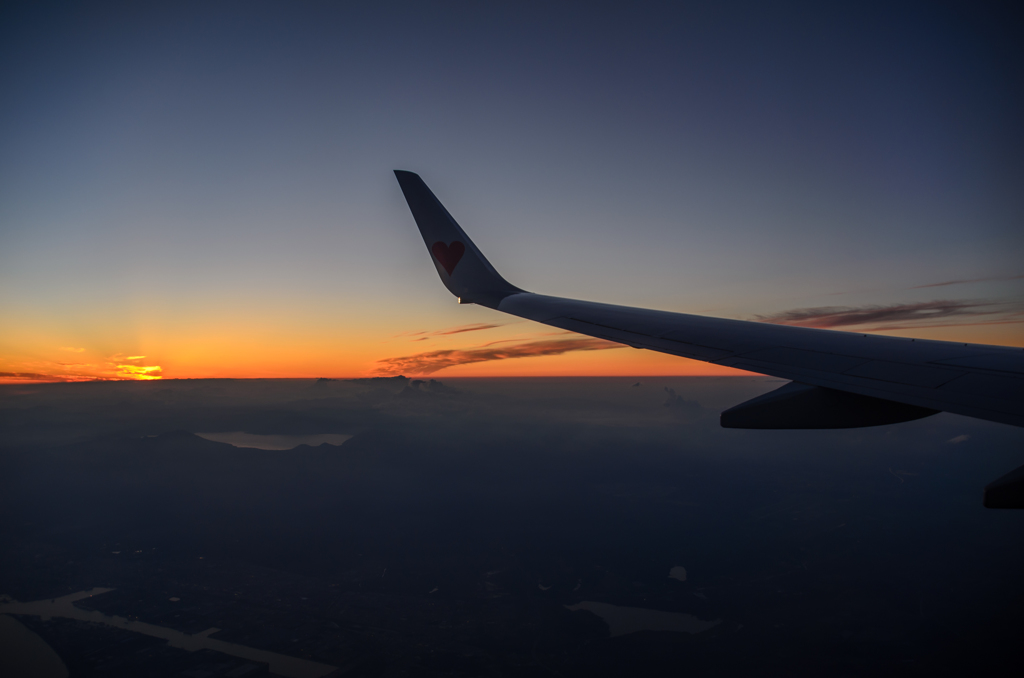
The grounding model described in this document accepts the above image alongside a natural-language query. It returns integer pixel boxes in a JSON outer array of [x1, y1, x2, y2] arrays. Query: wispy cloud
[[0, 354, 163, 383], [374, 336, 624, 376], [754, 300, 1022, 331], [0, 367, 113, 383], [913, 274, 1024, 289], [108, 353, 147, 361], [434, 323, 506, 336], [0, 371, 75, 382], [395, 323, 509, 341], [58, 346, 85, 353]]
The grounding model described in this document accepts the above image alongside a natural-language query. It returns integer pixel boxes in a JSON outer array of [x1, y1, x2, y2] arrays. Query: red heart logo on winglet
[[431, 241, 465, 276]]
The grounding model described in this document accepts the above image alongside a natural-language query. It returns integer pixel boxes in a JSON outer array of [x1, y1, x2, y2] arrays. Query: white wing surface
[[394, 170, 1024, 431]]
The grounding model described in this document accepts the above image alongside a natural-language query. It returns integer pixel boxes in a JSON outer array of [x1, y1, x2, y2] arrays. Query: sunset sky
[[2, 1, 1022, 382]]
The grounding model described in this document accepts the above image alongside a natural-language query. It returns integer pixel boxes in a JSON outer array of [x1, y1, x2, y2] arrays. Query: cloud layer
[[913, 274, 1024, 289], [754, 300, 1020, 331], [374, 336, 624, 376]]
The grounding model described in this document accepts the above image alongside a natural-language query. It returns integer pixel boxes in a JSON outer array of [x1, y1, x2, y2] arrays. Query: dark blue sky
[[2, 1, 1022, 379]]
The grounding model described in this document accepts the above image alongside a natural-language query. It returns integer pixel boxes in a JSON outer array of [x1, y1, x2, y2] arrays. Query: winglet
[[394, 170, 525, 308]]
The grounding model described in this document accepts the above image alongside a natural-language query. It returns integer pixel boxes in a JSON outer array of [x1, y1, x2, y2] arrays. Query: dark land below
[[2, 377, 1023, 677]]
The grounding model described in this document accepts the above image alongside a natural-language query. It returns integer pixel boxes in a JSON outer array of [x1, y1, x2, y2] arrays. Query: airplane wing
[[394, 170, 1024, 506]]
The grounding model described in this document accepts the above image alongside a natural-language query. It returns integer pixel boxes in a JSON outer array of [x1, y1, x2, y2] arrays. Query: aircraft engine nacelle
[[720, 381, 939, 429]]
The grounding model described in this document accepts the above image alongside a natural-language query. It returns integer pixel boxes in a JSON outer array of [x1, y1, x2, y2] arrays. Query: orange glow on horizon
[[2, 317, 1020, 385]]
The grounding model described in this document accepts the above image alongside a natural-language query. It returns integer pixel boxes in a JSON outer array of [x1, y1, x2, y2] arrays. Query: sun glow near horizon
[[0, 334, 745, 384], [3, 310, 1021, 384]]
